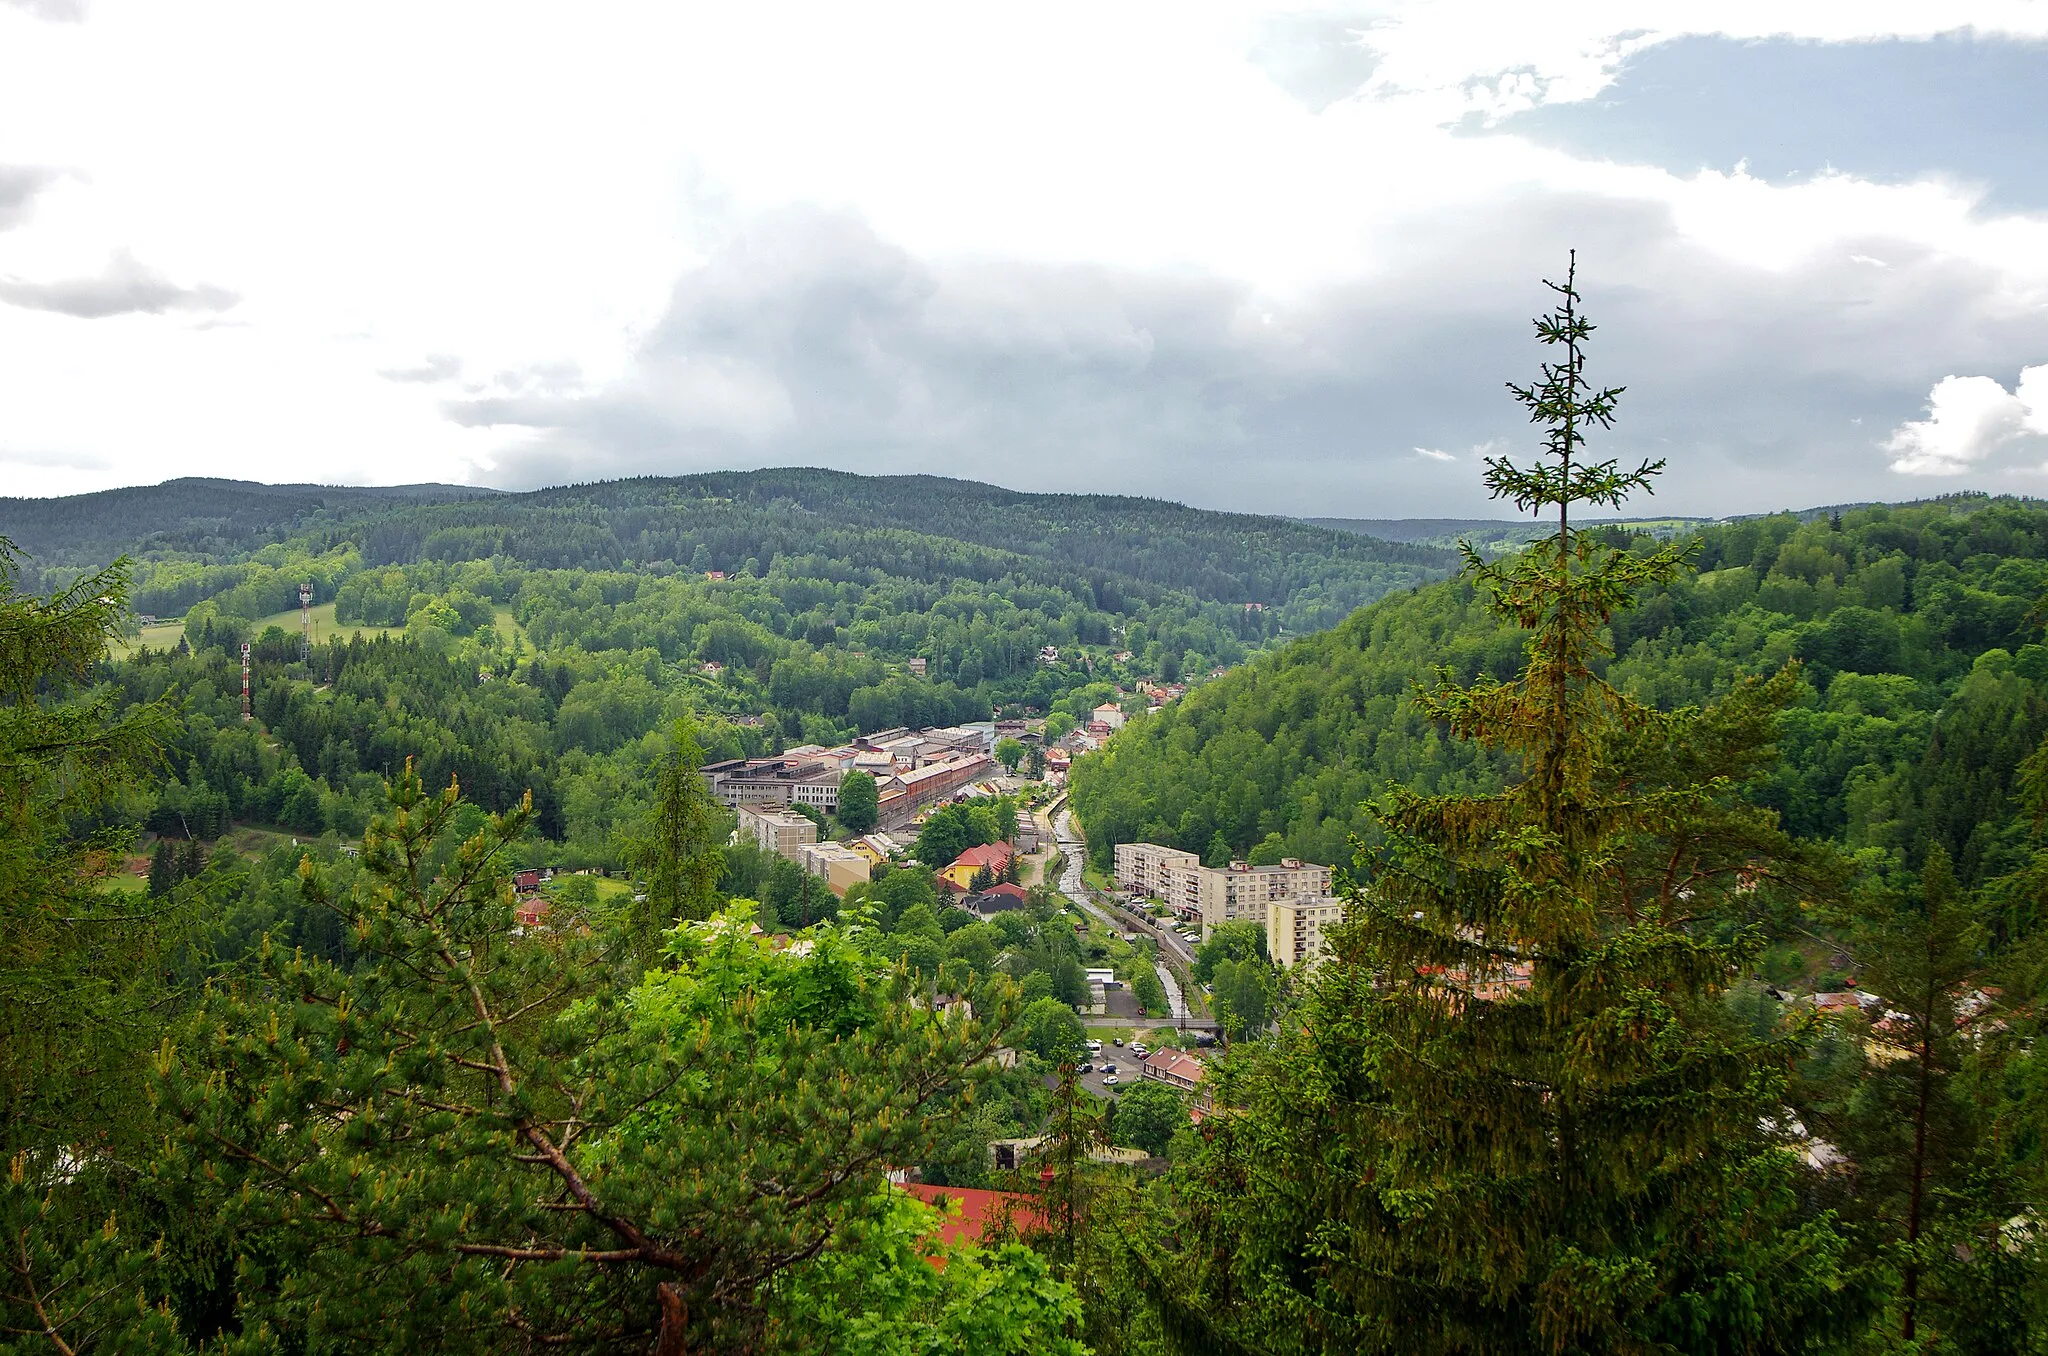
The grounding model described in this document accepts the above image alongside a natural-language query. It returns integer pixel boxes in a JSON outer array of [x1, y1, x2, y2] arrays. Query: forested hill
[[5, 469, 1455, 633], [1302, 515, 1547, 545], [1073, 495, 2048, 889], [0, 477, 495, 568]]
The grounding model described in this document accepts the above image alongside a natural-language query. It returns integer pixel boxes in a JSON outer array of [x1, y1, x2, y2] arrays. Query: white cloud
[[0, 4, 2046, 507], [1415, 446, 1459, 462], [1886, 365, 2048, 474]]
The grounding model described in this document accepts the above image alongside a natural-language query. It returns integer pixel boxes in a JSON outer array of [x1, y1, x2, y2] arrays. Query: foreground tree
[[624, 719, 726, 953], [836, 769, 880, 834], [152, 764, 1022, 1353], [0, 537, 172, 1155], [1163, 258, 1857, 1353]]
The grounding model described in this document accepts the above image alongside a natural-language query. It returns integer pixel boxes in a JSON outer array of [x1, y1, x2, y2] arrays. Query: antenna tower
[[240, 642, 252, 721], [299, 582, 313, 661]]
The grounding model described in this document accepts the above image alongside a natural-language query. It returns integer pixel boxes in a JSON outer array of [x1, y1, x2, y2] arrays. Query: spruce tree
[[0, 537, 173, 1154], [148, 837, 177, 897], [1169, 257, 1854, 1353], [625, 719, 725, 955], [1798, 846, 2006, 1346]]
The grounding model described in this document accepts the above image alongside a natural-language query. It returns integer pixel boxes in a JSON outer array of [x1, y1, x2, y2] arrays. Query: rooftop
[[896, 1182, 1041, 1249]]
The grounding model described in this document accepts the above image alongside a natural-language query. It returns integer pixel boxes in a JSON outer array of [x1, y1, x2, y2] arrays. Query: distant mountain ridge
[[0, 477, 497, 567], [3, 469, 1460, 635]]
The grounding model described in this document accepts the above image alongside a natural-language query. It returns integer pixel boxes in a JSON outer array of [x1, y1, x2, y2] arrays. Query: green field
[[115, 602, 493, 655]]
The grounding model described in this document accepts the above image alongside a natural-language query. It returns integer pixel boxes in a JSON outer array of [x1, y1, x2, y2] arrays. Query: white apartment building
[[1114, 842, 1334, 938], [736, 804, 817, 861], [1195, 859, 1332, 935], [1114, 841, 1198, 898]]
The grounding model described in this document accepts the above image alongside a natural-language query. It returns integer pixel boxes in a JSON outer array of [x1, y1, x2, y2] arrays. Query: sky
[[2, 3, 2047, 519]]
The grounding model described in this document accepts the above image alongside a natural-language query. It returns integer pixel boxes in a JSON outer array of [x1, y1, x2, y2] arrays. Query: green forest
[[17, 268, 2048, 1353], [0, 468, 1448, 872], [1076, 494, 2048, 892]]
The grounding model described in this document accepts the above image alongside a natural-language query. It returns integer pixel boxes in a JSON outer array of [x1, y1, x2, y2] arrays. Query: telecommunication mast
[[299, 582, 313, 660], [240, 641, 252, 721]]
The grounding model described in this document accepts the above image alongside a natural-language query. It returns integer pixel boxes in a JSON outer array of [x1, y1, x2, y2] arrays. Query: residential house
[[1092, 702, 1126, 731], [939, 841, 1013, 892], [1140, 1048, 1213, 1119], [961, 882, 1029, 917], [894, 1182, 1045, 1249]]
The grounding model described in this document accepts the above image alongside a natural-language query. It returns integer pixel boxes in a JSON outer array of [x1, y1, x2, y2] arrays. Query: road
[[1051, 804, 1206, 1028]]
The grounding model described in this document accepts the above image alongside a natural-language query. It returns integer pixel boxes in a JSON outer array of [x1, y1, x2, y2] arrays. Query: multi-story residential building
[[1114, 842, 1198, 899], [798, 841, 872, 896], [1195, 858, 1332, 934], [736, 804, 817, 861], [1267, 894, 1346, 968], [1115, 843, 1333, 938]]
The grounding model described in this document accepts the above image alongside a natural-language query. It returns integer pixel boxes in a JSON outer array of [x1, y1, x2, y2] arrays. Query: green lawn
[[116, 601, 403, 655]]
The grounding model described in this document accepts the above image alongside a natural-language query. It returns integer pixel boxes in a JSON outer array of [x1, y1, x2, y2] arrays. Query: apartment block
[[1267, 895, 1346, 968], [1114, 842, 1198, 898], [798, 841, 872, 896], [1196, 859, 1331, 934], [736, 804, 818, 861]]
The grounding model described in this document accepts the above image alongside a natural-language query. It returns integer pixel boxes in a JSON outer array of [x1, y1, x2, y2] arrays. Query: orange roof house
[[896, 1182, 1043, 1250], [939, 841, 1013, 891]]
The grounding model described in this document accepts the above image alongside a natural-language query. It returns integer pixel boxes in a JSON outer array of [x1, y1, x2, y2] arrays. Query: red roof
[[1142, 1048, 1207, 1084], [896, 1182, 1042, 1248], [976, 882, 1028, 901], [948, 842, 1013, 872]]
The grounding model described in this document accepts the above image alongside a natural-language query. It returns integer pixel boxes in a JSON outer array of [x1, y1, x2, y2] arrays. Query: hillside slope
[[0, 478, 495, 567], [9, 469, 1455, 635], [1073, 496, 2048, 888]]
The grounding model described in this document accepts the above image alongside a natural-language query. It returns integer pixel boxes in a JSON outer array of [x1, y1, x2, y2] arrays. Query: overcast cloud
[[0, 248, 237, 318], [1, 3, 2046, 516]]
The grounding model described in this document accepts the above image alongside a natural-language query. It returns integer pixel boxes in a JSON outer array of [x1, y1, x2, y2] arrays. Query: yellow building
[[1266, 895, 1346, 969], [940, 841, 1013, 891]]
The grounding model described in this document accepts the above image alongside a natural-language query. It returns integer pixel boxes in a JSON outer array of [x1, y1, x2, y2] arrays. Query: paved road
[[1050, 803, 1209, 1032], [1052, 806, 1196, 968]]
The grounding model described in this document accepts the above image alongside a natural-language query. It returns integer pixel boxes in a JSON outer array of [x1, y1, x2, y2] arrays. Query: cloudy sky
[[2, 2, 2046, 518]]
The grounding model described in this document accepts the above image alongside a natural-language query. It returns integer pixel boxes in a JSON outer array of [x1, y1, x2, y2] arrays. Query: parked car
[[1101, 1063, 1117, 1074], [1103, 1074, 1120, 1087], [1078, 1062, 1094, 1073], [1113, 1037, 1124, 1047], [1130, 1044, 1149, 1058], [1087, 1040, 1102, 1052]]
